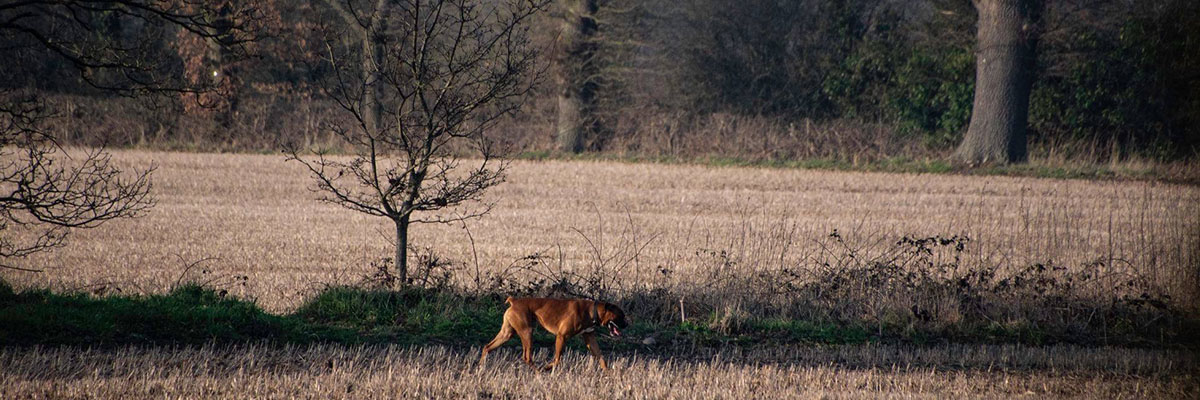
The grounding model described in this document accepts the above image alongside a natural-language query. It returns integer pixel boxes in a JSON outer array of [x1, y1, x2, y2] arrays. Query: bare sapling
[[288, 0, 549, 284]]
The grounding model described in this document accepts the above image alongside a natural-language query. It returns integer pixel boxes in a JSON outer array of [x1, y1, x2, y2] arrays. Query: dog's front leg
[[583, 333, 609, 370], [543, 335, 567, 371]]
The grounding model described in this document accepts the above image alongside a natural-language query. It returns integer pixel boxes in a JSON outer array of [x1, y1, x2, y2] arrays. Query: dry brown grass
[[1, 343, 1194, 399], [3, 149, 1199, 398], [4, 150, 1196, 313]]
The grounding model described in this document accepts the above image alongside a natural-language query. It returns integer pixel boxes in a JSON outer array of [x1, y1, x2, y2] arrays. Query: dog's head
[[596, 302, 628, 337]]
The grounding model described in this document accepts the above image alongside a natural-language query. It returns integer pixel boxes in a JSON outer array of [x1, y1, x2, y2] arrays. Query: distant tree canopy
[[620, 0, 1197, 159], [3, 0, 1196, 161]]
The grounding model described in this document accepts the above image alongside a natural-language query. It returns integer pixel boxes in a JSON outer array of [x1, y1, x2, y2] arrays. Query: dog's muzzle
[[607, 321, 622, 337]]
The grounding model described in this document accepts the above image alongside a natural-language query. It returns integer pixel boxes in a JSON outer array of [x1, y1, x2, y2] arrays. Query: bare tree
[[289, 0, 548, 284], [0, 105, 153, 271], [0, 0, 265, 270], [954, 0, 1044, 164]]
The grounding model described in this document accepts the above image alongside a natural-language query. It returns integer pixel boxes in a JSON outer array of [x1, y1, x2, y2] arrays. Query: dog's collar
[[589, 300, 601, 327]]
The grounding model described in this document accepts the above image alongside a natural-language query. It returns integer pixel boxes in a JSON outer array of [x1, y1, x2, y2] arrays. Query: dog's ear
[[599, 303, 616, 321], [604, 303, 628, 326]]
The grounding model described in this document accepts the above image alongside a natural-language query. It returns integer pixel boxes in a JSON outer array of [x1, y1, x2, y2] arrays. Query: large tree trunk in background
[[556, 93, 585, 153], [318, 0, 386, 140], [555, 0, 598, 153], [213, 2, 238, 130], [362, 37, 379, 139], [954, 0, 1042, 165], [362, 9, 385, 141]]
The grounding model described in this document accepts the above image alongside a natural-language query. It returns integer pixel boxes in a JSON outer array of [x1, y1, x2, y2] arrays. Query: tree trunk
[[394, 214, 410, 285], [213, 2, 238, 130], [555, 0, 598, 153], [362, 15, 384, 140], [319, 0, 385, 138], [556, 93, 584, 153], [954, 0, 1042, 165]]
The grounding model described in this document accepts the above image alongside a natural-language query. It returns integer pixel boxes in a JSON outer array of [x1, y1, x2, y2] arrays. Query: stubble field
[[1, 343, 1195, 399], [2, 150, 1198, 398], [6, 150, 1197, 311]]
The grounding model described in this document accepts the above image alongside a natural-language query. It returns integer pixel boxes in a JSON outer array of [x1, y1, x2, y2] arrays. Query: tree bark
[[318, 0, 385, 138], [555, 0, 598, 153], [395, 214, 410, 285], [213, 2, 238, 130], [362, 4, 386, 140], [363, 38, 380, 139], [954, 0, 1042, 165]]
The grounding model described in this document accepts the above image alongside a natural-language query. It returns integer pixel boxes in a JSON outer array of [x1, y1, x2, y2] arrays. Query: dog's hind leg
[[517, 327, 535, 367], [480, 320, 514, 363]]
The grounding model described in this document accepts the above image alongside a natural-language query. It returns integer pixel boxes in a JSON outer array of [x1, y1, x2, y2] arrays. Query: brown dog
[[480, 297, 628, 370]]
